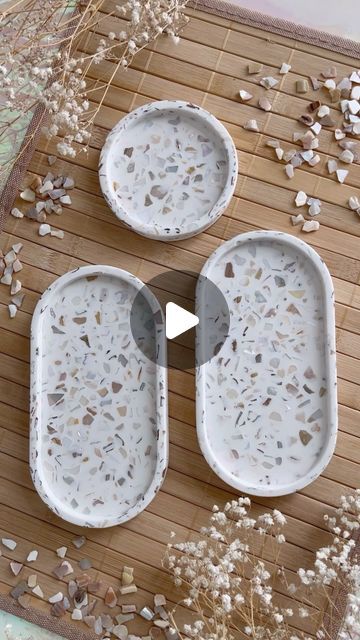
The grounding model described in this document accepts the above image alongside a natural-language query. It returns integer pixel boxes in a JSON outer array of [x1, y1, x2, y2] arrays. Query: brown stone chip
[[299, 430, 313, 445], [72, 535, 86, 549], [104, 585, 117, 608]]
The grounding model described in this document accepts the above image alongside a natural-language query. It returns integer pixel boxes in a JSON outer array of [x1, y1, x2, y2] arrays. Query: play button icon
[[165, 302, 199, 340], [130, 269, 230, 371]]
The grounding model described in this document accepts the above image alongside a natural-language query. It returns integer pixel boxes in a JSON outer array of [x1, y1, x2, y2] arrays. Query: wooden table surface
[[1, 5, 360, 637]]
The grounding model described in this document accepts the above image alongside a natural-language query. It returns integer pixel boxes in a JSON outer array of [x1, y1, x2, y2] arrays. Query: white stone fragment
[[56, 546, 67, 558], [302, 220, 320, 232], [72, 609, 82, 621], [348, 196, 360, 210], [348, 99, 360, 115], [337, 77, 352, 91], [0, 273, 12, 286], [112, 625, 128, 640], [350, 71, 360, 83], [27, 550, 38, 562], [243, 119, 259, 132], [351, 86, 360, 100], [285, 164, 294, 179], [327, 159, 338, 174], [39, 180, 53, 194], [239, 90, 253, 101], [309, 202, 321, 216], [12, 243, 23, 254], [50, 229, 64, 239], [260, 76, 278, 89], [258, 96, 272, 111], [60, 195, 71, 205], [340, 100, 349, 113], [275, 148, 284, 160], [32, 585, 44, 598], [295, 191, 307, 207], [318, 105, 330, 118], [336, 169, 348, 183], [12, 259, 22, 273], [308, 154, 320, 167], [283, 149, 296, 162], [2, 538, 17, 550], [20, 188, 35, 202], [300, 150, 314, 162], [8, 304, 17, 319], [335, 128, 346, 140], [48, 592, 63, 604], [266, 139, 280, 148], [291, 213, 304, 225], [339, 149, 354, 163], [324, 79, 336, 90], [311, 122, 322, 135], [279, 62, 291, 74], [10, 208, 24, 218], [293, 131, 303, 142], [27, 574, 37, 588], [63, 177, 75, 189], [10, 280, 21, 295], [39, 224, 51, 236], [353, 122, 360, 134]]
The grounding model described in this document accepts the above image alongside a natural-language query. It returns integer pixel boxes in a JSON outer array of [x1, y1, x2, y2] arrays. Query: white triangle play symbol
[[165, 302, 199, 340]]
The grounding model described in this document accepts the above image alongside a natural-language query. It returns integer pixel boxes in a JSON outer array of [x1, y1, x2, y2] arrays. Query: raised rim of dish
[[99, 100, 238, 242], [196, 230, 338, 497], [30, 265, 168, 527]]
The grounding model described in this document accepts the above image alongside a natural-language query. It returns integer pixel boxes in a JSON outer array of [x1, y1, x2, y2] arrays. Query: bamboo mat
[[0, 5, 360, 637]]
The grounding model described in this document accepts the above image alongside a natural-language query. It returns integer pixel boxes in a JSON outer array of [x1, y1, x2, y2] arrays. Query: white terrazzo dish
[[196, 231, 337, 497], [99, 100, 238, 241], [30, 265, 168, 527]]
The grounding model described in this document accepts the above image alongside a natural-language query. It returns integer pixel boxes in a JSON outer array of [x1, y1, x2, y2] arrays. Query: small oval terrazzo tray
[[99, 100, 238, 241], [30, 265, 168, 527], [196, 231, 337, 497]]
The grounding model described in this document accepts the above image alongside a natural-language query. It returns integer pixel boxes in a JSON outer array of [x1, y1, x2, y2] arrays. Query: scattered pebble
[[349, 196, 360, 210], [321, 66, 337, 79], [12, 259, 23, 272], [285, 164, 294, 179], [10, 561, 23, 576], [122, 604, 137, 613], [266, 139, 280, 148], [53, 560, 73, 579], [318, 104, 330, 118], [260, 76, 278, 90], [336, 169, 348, 183], [302, 220, 320, 232], [280, 62, 291, 74], [72, 609, 82, 621], [72, 536, 86, 549], [8, 303, 17, 318], [239, 89, 252, 101], [20, 188, 36, 202], [295, 191, 307, 207], [2, 538, 17, 550], [247, 61, 263, 74], [60, 194, 72, 205], [11, 293, 25, 308], [56, 546, 67, 558], [104, 586, 117, 608], [324, 79, 336, 90], [291, 213, 305, 226], [275, 148, 283, 160], [339, 149, 354, 163], [32, 585, 44, 599], [79, 558, 92, 570], [310, 77, 321, 91], [113, 624, 128, 640], [27, 574, 37, 588], [310, 122, 322, 135], [308, 201, 321, 216], [18, 595, 30, 609], [63, 177, 75, 189], [296, 79, 308, 94], [48, 592, 64, 604], [47, 155, 57, 166], [10, 208, 24, 218], [50, 228, 65, 239], [39, 223, 51, 236], [154, 595, 167, 608], [119, 585, 137, 595], [327, 159, 338, 174], [243, 119, 259, 132], [122, 566, 134, 585], [258, 97, 272, 111], [140, 607, 155, 621]]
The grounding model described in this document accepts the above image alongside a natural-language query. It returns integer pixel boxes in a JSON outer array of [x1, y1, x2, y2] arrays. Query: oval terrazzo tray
[[99, 100, 238, 241], [196, 231, 337, 497], [30, 265, 168, 527]]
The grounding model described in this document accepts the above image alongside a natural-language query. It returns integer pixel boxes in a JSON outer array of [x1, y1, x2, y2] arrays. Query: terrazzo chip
[[258, 97, 272, 111], [48, 592, 64, 603], [56, 546, 67, 558], [243, 119, 259, 132], [260, 76, 278, 89], [32, 584, 44, 598], [280, 62, 291, 74], [10, 561, 23, 576], [302, 220, 320, 232], [336, 169, 348, 183], [295, 191, 307, 207], [8, 304, 17, 318], [104, 586, 117, 608], [239, 90, 252, 101], [2, 538, 17, 550]]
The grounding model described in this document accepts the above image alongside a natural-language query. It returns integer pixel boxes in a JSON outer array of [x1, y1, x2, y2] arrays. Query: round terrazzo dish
[[99, 100, 238, 241]]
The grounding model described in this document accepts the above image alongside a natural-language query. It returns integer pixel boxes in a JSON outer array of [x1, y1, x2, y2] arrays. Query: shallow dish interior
[[196, 232, 337, 496], [100, 103, 235, 239], [30, 267, 167, 527]]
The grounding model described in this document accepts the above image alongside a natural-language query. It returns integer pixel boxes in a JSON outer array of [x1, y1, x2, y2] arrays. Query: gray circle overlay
[[130, 270, 230, 371]]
